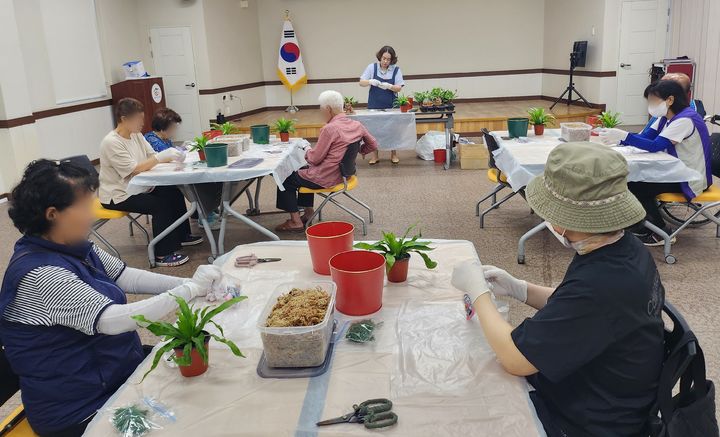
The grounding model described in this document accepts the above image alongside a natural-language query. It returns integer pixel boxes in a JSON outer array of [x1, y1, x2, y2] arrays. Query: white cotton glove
[[189, 265, 223, 292], [481, 265, 528, 303], [368, 79, 381, 87], [378, 82, 393, 90], [451, 260, 491, 304], [155, 147, 185, 163], [599, 128, 629, 146]]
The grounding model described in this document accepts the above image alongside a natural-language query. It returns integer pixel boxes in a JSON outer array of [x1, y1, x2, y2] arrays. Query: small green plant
[[527, 107, 556, 126], [272, 117, 296, 134], [598, 111, 622, 128], [393, 93, 410, 107], [210, 121, 239, 135], [343, 96, 358, 105], [354, 224, 437, 272], [441, 89, 458, 103], [413, 91, 428, 105], [132, 294, 247, 381], [189, 135, 209, 152]]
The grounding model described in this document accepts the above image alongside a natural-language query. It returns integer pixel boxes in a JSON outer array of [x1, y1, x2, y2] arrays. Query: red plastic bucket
[[433, 149, 446, 164], [330, 250, 385, 315], [306, 221, 354, 275]]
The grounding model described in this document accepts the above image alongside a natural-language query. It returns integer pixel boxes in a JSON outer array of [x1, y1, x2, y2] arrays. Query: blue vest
[[367, 63, 398, 109], [0, 236, 143, 435]]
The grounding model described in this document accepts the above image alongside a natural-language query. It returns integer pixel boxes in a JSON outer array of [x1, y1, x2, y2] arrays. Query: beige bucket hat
[[525, 141, 646, 233]]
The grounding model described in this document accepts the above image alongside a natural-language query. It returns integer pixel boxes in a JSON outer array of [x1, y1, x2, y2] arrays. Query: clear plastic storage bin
[[560, 122, 592, 142], [257, 281, 336, 368]]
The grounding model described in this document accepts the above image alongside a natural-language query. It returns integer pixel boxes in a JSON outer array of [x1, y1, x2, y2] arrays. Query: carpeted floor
[[1, 147, 719, 423]]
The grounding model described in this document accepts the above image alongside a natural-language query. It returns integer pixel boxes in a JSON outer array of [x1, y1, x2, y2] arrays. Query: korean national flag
[[277, 20, 307, 91]]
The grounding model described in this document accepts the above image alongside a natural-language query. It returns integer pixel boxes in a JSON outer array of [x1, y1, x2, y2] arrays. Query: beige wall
[[670, 0, 720, 131]]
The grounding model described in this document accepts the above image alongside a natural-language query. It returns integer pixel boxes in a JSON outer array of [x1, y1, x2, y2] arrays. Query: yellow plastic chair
[[92, 198, 150, 259], [299, 141, 373, 235], [475, 129, 521, 228], [646, 185, 720, 264], [0, 405, 37, 437]]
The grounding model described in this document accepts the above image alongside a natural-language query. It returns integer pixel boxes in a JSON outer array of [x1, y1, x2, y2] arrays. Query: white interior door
[[616, 0, 669, 125], [150, 27, 201, 141]]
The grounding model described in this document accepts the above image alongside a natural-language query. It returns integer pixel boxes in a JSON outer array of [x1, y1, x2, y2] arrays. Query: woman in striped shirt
[[0, 160, 224, 437]]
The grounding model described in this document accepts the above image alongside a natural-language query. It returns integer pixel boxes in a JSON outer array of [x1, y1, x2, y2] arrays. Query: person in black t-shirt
[[452, 142, 665, 437]]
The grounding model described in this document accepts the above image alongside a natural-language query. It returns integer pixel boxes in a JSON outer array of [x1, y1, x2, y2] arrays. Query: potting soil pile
[[266, 287, 330, 327]]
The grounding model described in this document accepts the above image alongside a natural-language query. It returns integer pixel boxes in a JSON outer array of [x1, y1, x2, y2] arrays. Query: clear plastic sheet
[[491, 129, 704, 192], [348, 110, 417, 150], [85, 241, 541, 437], [126, 139, 308, 195]]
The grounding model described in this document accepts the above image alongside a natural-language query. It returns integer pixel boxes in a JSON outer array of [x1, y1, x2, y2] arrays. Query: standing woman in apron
[[359, 45, 405, 165]]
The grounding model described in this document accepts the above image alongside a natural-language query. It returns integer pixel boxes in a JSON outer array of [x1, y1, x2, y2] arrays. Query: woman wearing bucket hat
[[452, 142, 666, 437]]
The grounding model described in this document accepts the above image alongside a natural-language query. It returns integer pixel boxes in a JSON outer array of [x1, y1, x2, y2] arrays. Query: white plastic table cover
[[491, 129, 704, 192], [348, 109, 417, 151], [126, 139, 310, 195], [85, 240, 544, 437]]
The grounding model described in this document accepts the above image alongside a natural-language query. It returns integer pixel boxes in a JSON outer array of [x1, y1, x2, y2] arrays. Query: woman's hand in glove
[[481, 265, 528, 302]]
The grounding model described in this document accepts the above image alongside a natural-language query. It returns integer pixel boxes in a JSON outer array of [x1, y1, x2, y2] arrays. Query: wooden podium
[[110, 78, 166, 133]]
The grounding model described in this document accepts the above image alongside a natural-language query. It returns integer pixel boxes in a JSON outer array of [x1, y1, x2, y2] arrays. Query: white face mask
[[545, 221, 573, 249], [648, 101, 668, 118]]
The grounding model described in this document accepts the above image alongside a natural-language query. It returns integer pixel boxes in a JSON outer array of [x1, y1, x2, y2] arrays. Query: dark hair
[[644, 80, 689, 114], [151, 107, 182, 132], [376, 46, 398, 65], [114, 97, 144, 124], [8, 159, 99, 236]]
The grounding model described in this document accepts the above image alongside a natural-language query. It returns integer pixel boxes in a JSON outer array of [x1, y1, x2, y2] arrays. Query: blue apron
[[367, 63, 398, 109], [0, 236, 144, 435]]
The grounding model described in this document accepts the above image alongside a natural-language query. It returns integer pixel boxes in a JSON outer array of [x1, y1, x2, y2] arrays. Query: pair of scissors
[[316, 399, 398, 429], [234, 254, 281, 268]]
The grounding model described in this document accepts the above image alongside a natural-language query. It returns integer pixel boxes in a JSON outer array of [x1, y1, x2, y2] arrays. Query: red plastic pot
[[400, 104, 410, 113], [198, 149, 207, 161], [306, 221, 354, 275], [330, 250, 385, 315], [174, 334, 210, 377], [533, 124, 545, 136], [387, 255, 410, 283], [433, 149, 446, 164], [587, 115, 600, 136], [280, 132, 290, 142], [407, 97, 414, 106]]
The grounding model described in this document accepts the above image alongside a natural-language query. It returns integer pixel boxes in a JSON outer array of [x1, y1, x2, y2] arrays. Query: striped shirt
[[3, 245, 126, 336]]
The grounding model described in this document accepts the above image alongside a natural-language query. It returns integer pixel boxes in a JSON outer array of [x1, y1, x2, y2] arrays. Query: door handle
[[185, 82, 196, 87], [620, 63, 632, 68]]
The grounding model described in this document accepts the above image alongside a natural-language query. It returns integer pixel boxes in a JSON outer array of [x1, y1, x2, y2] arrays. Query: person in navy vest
[[600, 80, 712, 246], [359, 45, 405, 165], [0, 160, 223, 437]]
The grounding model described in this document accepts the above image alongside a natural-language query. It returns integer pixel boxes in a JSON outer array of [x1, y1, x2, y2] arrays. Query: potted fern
[[132, 295, 247, 380], [210, 121, 240, 136], [441, 89, 458, 111], [343, 96, 358, 114], [190, 135, 210, 161], [598, 111, 622, 128], [272, 117, 296, 142], [353, 225, 437, 283], [527, 107, 556, 136], [394, 94, 411, 113]]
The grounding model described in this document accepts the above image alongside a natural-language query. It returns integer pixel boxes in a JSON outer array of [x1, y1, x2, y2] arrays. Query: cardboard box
[[459, 143, 489, 170]]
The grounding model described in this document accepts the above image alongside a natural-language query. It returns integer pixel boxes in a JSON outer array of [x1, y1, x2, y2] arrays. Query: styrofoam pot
[[330, 250, 385, 316], [306, 221, 354, 275]]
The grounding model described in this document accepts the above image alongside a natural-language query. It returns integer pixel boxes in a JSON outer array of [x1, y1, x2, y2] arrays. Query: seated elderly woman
[[144, 107, 182, 152], [274, 90, 378, 232], [452, 143, 665, 436], [99, 98, 203, 267], [600, 80, 712, 245], [0, 159, 222, 437]]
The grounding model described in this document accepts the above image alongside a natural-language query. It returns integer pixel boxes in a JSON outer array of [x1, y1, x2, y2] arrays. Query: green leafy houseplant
[[272, 117, 296, 134], [343, 96, 358, 106], [132, 294, 247, 381], [393, 94, 410, 107], [413, 91, 428, 105], [598, 111, 622, 128], [189, 135, 209, 152], [354, 225, 437, 282], [210, 121, 239, 135], [441, 89, 458, 103], [527, 107, 556, 126]]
